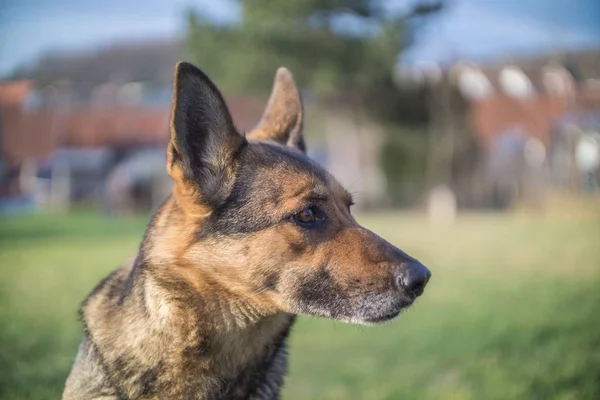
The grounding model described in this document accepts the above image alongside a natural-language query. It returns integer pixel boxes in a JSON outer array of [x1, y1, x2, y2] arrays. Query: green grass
[[1, 211, 599, 399]]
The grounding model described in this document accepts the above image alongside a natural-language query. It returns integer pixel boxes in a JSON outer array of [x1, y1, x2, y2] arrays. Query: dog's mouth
[[359, 297, 414, 325], [363, 308, 403, 324], [293, 287, 418, 326]]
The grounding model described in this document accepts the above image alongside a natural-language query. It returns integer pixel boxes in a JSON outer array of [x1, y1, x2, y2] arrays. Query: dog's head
[[165, 62, 430, 325]]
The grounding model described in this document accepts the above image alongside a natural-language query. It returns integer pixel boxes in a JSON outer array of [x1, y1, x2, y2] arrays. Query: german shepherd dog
[[63, 62, 431, 399]]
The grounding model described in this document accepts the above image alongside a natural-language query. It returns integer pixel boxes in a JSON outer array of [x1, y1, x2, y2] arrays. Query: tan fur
[[63, 63, 430, 400], [247, 67, 303, 148]]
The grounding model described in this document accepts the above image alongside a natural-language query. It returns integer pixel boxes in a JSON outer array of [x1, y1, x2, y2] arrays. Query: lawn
[[1, 210, 599, 399]]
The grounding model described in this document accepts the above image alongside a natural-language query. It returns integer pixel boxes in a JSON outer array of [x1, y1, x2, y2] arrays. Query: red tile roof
[[469, 93, 570, 148], [0, 80, 33, 107], [1, 81, 265, 166]]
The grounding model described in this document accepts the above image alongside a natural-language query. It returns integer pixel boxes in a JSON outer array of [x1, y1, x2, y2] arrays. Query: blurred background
[[1, 0, 599, 399]]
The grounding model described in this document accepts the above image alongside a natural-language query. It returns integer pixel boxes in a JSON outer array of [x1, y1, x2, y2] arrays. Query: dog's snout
[[395, 261, 431, 298]]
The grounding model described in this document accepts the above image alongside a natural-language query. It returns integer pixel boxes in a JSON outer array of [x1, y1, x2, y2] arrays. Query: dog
[[63, 62, 431, 399]]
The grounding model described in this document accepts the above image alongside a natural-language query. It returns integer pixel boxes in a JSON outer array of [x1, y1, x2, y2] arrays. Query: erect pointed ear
[[167, 62, 246, 208], [247, 67, 305, 153]]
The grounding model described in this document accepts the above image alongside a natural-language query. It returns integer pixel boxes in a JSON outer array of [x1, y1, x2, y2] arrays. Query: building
[[0, 77, 266, 213], [402, 50, 600, 209]]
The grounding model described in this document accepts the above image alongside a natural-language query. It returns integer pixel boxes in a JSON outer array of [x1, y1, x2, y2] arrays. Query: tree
[[187, 1, 444, 207], [186, 0, 442, 124]]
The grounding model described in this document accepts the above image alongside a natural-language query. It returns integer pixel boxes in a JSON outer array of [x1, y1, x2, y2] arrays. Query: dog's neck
[[138, 195, 292, 350], [81, 197, 295, 398], [140, 196, 282, 328]]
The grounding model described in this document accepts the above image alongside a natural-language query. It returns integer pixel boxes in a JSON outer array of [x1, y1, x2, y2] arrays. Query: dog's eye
[[293, 206, 318, 226]]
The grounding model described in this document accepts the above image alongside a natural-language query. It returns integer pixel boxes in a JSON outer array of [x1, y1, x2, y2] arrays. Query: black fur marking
[[172, 62, 247, 207], [112, 355, 127, 375], [255, 143, 328, 183], [152, 273, 208, 312], [199, 143, 330, 237], [288, 241, 305, 256], [139, 362, 164, 396], [216, 316, 296, 399], [80, 269, 120, 318], [250, 315, 296, 399], [263, 271, 280, 292], [296, 264, 343, 318], [82, 333, 127, 400], [294, 135, 307, 154], [182, 340, 212, 360], [117, 261, 140, 306]]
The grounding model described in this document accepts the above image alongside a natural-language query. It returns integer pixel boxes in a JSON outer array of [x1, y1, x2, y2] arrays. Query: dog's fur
[[63, 62, 431, 399]]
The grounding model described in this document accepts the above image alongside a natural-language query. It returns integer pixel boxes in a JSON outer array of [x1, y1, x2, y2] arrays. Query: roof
[[469, 94, 569, 148], [458, 62, 600, 148], [0, 80, 33, 107], [1, 85, 265, 166]]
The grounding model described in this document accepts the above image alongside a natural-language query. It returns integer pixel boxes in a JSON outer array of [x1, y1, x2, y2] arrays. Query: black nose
[[396, 261, 431, 297]]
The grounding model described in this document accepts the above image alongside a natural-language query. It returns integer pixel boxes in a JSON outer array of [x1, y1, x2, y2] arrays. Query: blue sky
[[0, 0, 598, 76], [402, 0, 600, 65]]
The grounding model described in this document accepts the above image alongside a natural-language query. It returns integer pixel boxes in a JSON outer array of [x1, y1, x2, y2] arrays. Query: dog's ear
[[167, 62, 246, 209], [247, 67, 305, 153]]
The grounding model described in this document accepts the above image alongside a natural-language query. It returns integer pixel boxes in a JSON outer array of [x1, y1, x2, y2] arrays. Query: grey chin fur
[[296, 292, 411, 325]]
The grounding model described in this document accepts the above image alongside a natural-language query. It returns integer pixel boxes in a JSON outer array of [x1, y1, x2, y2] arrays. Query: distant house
[[0, 38, 275, 212], [452, 57, 600, 207], [0, 77, 266, 212]]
